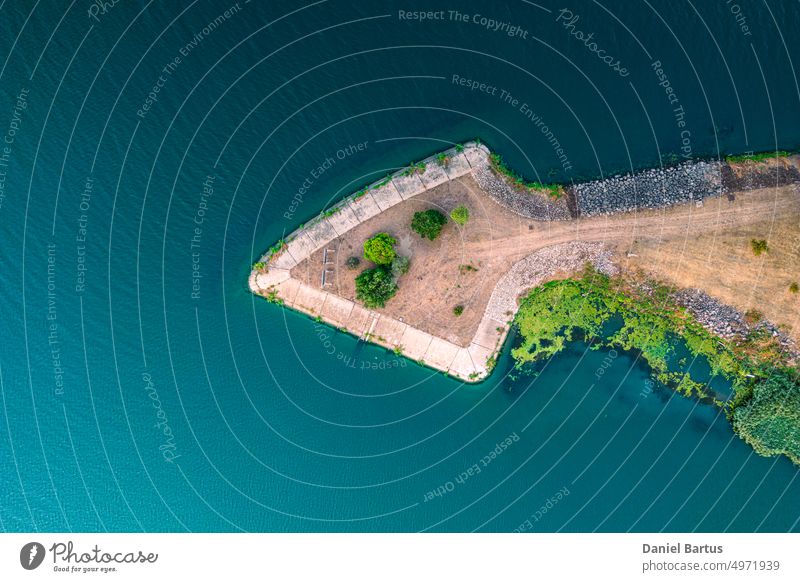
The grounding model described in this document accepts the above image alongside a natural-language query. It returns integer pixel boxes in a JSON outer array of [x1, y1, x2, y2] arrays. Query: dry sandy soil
[[291, 173, 800, 346]]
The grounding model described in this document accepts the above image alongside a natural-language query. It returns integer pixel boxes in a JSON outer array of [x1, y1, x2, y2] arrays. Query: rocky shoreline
[[569, 160, 726, 217], [253, 145, 799, 380], [481, 154, 800, 220], [673, 288, 798, 361], [472, 162, 572, 221]]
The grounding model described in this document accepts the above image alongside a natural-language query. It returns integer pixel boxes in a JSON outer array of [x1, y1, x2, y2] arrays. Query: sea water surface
[[1, 0, 799, 532]]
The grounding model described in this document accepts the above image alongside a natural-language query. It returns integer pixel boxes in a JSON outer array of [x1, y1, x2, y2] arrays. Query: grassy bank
[[488, 153, 564, 200], [725, 150, 792, 163], [512, 266, 800, 465]]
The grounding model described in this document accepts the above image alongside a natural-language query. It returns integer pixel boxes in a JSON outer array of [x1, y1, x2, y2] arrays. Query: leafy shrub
[[363, 233, 397, 265], [436, 152, 450, 166], [355, 267, 398, 308], [455, 144, 465, 153], [345, 256, 360, 270], [391, 256, 410, 278], [402, 162, 426, 176], [453, 305, 464, 316], [411, 209, 447, 240], [751, 239, 769, 256], [450, 205, 469, 225], [733, 367, 800, 465], [790, 282, 799, 294]]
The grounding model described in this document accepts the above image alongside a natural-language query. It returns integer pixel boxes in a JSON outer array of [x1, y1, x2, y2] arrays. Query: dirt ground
[[291, 174, 800, 346], [615, 188, 800, 339]]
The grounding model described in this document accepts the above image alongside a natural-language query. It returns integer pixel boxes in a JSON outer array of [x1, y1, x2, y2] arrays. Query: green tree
[[411, 209, 447, 240], [733, 367, 800, 464], [790, 282, 799, 294], [363, 233, 397, 265], [355, 267, 398, 308], [453, 305, 464, 316], [450, 205, 470, 225]]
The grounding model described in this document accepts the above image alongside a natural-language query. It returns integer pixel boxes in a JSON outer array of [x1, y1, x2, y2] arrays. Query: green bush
[[790, 282, 799, 294], [450, 205, 469, 225], [411, 209, 447, 240], [733, 367, 800, 464], [363, 233, 397, 265], [453, 305, 464, 316], [345, 256, 360, 270], [391, 256, 410, 277], [751, 239, 769, 256], [355, 267, 398, 308]]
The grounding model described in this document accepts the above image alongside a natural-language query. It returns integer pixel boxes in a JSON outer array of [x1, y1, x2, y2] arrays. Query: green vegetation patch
[[512, 266, 800, 463], [363, 232, 397, 265], [733, 367, 800, 465], [450, 205, 470, 225], [411, 209, 447, 240], [751, 239, 769, 256], [725, 151, 791, 164], [355, 267, 398, 308]]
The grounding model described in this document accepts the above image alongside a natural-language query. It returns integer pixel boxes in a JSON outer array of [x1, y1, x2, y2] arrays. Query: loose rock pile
[[674, 288, 799, 359], [673, 288, 749, 340], [571, 161, 726, 216], [472, 163, 572, 221], [721, 159, 800, 191]]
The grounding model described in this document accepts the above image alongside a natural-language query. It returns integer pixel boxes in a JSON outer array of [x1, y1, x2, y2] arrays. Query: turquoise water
[[1, 1, 799, 532]]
